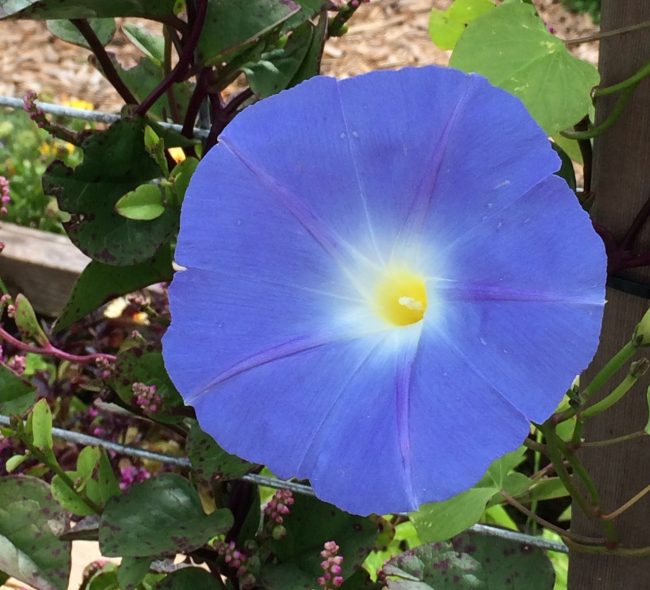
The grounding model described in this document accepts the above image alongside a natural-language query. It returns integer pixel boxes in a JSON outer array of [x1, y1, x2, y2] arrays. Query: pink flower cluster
[[118, 464, 150, 491], [317, 540, 344, 588], [132, 382, 162, 414], [214, 540, 256, 588], [22, 91, 48, 129], [264, 488, 294, 525], [0, 176, 10, 216]]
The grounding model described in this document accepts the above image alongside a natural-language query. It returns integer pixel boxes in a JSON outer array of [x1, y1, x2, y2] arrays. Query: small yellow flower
[[62, 98, 94, 111], [168, 147, 186, 163]]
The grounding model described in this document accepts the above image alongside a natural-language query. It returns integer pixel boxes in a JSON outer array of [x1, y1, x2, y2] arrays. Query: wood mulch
[[0, 0, 598, 110]]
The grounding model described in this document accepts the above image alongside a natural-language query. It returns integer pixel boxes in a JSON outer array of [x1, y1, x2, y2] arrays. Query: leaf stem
[[70, 19, 138, 105], [602, 484, 650, 521], [500, 490, 605, 545], [560, 84, 637, 140], [594, 60, 650, 97], [14, 429, 102, 513], [0, 325, 116, 365], [581, 359, 648, 419], [581, 431, 648, 448], [564, 19, 650, 46], [552, 340, 637, 423]]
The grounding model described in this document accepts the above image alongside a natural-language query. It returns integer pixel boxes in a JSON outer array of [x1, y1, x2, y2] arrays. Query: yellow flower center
[[375, 268, 427, 326]]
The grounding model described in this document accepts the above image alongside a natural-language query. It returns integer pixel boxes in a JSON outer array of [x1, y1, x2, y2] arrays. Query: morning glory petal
[[163, 66, 606, 515]]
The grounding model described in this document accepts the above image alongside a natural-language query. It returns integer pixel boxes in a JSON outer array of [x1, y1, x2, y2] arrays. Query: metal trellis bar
[[0, 414, 568, 553], [0, 95, 210, 139]]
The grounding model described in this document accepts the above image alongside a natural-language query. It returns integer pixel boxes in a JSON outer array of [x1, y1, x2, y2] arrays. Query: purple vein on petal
[[294, 335, 388, 478], [430, 324, 530, 424], [432, 282, 604, 305], [220, 138, 347, 261], [219, 138, 380, 297], [185, 327, 383, 405], [396, 77, 475, 248], [395, 327, 423, 510]]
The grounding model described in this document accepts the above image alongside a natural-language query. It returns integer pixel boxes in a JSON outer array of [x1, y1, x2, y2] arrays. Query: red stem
[[0, 326, 116, 365], [136, 0, 208, 117]]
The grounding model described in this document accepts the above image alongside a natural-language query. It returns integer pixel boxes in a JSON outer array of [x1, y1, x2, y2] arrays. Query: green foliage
[[197, 0, 300, 65], [561, 0, 600, 22], [428, 0, 495, 50], [450, 2, 600, 134], [0, 0, 175, 19], [54, 246, 173, 332], [243, 18, 327, 98], [43, 118, 177, 265], [0, 363, 37, 415], [99, 473, 233, 557], [0, 476, 71, 590], [262, 493, 378, 588], [384, 531, 555, 589], [187, 421, 254, 481], [412, 448, 526, 542], [47, 18, 116, 49], [0, 108, 76, 233]]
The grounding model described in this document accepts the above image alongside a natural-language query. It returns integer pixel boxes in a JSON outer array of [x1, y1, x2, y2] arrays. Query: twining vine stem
[[70, 19, 138, 106]]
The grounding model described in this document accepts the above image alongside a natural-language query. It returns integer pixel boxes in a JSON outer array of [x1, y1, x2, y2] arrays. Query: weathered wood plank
[[0, 222, 89, 316]]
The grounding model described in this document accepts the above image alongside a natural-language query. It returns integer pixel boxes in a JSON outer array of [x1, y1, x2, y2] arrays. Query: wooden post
[[568, 1, 650, 587]]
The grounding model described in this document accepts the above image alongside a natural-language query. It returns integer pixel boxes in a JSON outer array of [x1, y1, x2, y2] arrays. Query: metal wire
[[0, 95, 210, 139], [0, 414, 568, 553]]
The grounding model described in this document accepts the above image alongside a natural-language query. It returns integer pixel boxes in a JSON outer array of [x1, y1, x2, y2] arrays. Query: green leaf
[[384, 530, 555, 589], [47, 18, 115, 49], [450, 2, 600, 134], [144, 125, 169, 176], [552, 133, 583, 165], [244, 22, 316, 98], [117, 556, 151, 590], [155, 568, 216, 589], [99, 474, 233, 557], [282, 0, 327, 31], [0, 571, 8, 586], [551, 141, 577, 190], [123, 23, 165, 65], [263, 494, 377, 588], [110, 348, 183, 421], [43, 118, 177, 266], [187, 421, 254, 482], [485, 446, 526, 488], [170, 157, 199, 204], [198, 0, 300, 65], [54, 246, 173, 333], [0, 0, 175, 19], [115, 184, 167, 221], [31, 398, 53, 452], [0, 476, 71, 590], [0, 363, 36, 415], [428, 0, 494, 50], [51, 475, 96, 516], [92, 449, 121, 505], [411, 487, 497, 543], [75, 446, 101, 484], [14, 293, 49, 346], [5, 454, 28, 473]]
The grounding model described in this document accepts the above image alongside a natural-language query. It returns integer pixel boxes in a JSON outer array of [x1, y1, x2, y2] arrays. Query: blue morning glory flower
[[163, 66, 605, 515]]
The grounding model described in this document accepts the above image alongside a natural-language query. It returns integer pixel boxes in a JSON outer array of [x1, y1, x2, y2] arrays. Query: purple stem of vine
[[136, 0, 208, 117], [0, 326, 116, 365], [70, 19, 138, 106]]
